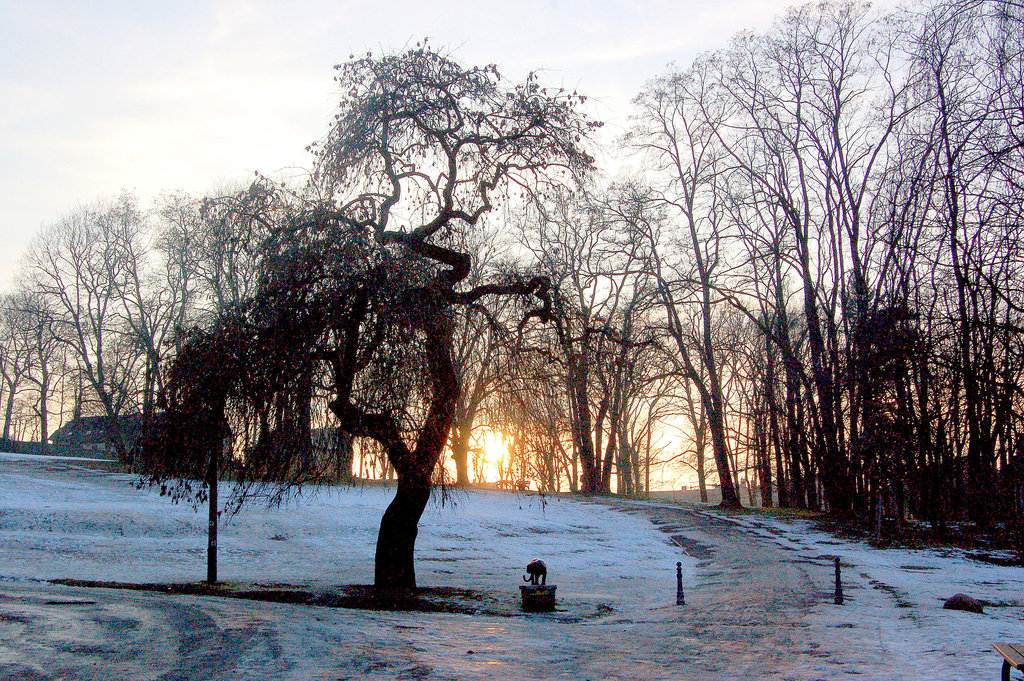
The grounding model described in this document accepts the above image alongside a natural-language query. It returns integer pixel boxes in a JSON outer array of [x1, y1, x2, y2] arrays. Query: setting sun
[[479, 430, 507, 467], [471, 429, 509, 483]]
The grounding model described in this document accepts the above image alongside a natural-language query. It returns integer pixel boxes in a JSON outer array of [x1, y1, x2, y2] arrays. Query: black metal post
[[834, 556, 843, 605], [676, 561, 685, 605], [206, 446, 219, 584]]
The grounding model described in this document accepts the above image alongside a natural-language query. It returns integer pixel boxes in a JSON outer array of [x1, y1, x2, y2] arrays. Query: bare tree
[[447, 226, 509, 486], [25, 194, 149, 459], [0, 294, 37, 442], [627, 56, 744, 507], [884, 0, 1024, 529], [10, 291, 60, 445]]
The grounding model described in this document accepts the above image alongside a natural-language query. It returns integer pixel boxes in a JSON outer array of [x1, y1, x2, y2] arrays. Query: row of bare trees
[[451, 0, 1024, 541], [612, 0, 1024, 535], [0, 188, 272, 454]]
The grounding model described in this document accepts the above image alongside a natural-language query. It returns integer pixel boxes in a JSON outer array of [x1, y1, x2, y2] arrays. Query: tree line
[[3, 0, 1022, 553]]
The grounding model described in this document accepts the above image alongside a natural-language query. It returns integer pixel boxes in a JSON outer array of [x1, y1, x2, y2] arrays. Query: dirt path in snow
[[600, 499, 846, 679]]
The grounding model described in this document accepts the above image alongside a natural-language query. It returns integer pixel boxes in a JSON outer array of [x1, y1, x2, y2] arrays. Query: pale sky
[[2, 0, 812, 292]]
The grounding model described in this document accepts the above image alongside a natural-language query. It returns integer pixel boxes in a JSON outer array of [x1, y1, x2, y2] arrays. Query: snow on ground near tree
[[2, 451, 1024, 679], [0, 453, 688, 612]]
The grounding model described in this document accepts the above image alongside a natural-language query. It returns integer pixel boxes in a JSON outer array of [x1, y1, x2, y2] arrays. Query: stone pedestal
[[520, 584, 556, 612]]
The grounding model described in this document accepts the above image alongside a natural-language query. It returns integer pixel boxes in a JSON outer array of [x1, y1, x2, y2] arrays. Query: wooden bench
[[994, 643, 1024, 681]]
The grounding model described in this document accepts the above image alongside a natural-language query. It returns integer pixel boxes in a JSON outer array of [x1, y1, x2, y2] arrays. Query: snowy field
[[0, 453, 686, 607], [1, 451, 1023, 679]]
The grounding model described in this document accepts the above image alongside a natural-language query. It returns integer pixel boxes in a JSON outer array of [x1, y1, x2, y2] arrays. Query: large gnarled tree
[[142, 46, 595, 591]]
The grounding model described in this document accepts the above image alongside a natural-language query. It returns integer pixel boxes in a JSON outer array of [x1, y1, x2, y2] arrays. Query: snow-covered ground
[[1, 451, 1023, 679], [0, 452, 687, 610], [688, 505, 1024, 679]]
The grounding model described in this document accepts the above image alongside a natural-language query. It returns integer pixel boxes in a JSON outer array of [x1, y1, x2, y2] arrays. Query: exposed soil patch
[[965, 551, 1022, 567], [47, 579, 613, 622], [49, 579, 501, 614], [667, 534, 714, 561], [816, 517, 1024, 564]]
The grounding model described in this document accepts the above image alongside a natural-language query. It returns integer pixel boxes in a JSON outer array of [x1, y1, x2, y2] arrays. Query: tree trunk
[[373, 303, 459, 591], [374, 472, 432, 590], [705, 389, 742, 508], [601, 407, 617, 494], [569, 357, 600, 494], [765, 335, 783, 508], [38, 365, 49, 448], [450, 421, 472, 486], [3, 378, 15, 441], [616, 419, 635, 497], [800, 260, 849, 516], [335, 432, 355, 483], [696, 413, 709, 502]]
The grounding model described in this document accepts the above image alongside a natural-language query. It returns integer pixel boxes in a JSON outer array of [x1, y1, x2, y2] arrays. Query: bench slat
[[994, 643, 1024, 668]]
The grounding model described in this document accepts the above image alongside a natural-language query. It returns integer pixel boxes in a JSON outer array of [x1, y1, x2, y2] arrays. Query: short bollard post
[[676, 561, 685, 605], [834, 556, 843, 605]]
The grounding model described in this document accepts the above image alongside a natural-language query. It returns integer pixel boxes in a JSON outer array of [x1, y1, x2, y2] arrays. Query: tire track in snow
[[0, 584, 286, 681]]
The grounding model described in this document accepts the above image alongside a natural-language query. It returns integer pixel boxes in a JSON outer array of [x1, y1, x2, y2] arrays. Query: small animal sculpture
[[523, 559, 547, 586]]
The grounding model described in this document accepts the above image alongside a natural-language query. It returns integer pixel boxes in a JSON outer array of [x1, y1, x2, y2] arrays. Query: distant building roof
[[50, 414, 148, 449]]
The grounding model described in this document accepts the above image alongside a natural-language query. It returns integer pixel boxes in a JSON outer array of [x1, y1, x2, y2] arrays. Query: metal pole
[[676, 561, 685, 605], [834, 556, 843, 605], [206, 446, 219, 584]]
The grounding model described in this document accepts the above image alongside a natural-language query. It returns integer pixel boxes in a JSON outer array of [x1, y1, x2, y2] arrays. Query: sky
[[0, 0, 826, 293]]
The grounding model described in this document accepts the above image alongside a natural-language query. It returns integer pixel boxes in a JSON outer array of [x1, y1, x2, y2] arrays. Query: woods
[[3, 0, 1023, 584]]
